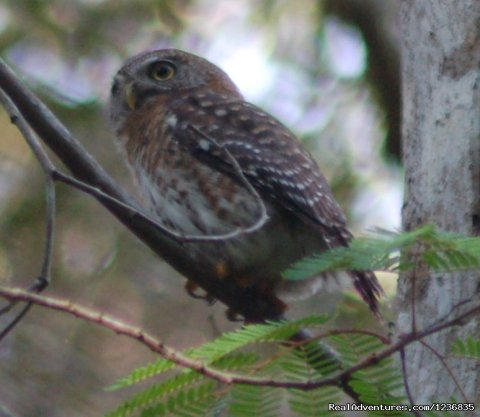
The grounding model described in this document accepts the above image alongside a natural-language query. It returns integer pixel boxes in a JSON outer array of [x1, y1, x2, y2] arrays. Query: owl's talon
[[185, 281, 216, 304], [226, 308, 243, 322], [205, 295, 216, 305]]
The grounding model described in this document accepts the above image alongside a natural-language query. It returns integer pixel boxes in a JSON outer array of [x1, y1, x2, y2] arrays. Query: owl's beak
[[124, 82, 137, 110]]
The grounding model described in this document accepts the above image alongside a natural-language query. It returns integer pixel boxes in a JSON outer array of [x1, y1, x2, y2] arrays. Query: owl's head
[[109, 49, 241, 128]]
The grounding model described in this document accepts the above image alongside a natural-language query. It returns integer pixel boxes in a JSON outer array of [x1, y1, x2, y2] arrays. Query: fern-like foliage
[[451, 337, 480, 360], [111, 315, 330, 391], [105, 316, 471, 417], [106, 353, 259, 417], [227, 384, 283, 417], [104, 225, 480, 417], [138, 381, 216, 417], [280, 344, 343, 417], [329, 333, 411, 417], [105, 373, 204, 417], [283, 225, 480, 281], [106, 317, 331, 417], [107, 359, 177, 391], [188, 315, 330, 363]]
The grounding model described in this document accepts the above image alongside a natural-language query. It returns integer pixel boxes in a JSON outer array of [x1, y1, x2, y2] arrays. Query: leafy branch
[[0, 282, 478, 415], [284, 225, 480, 281]]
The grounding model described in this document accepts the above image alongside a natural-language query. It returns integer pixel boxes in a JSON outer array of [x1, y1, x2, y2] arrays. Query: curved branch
[[1, 286, 479, 392]]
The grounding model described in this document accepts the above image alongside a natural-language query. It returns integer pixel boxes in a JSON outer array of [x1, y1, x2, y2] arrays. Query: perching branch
[[1, 286, 478, 394], [0, 57, 284, 322]]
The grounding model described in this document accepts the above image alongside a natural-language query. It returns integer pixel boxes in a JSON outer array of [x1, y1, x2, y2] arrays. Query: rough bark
[[399, 0, 480, 403]]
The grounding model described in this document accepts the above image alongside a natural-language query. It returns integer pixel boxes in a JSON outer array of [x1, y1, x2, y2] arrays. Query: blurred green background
[[0, 1, 401, 416]]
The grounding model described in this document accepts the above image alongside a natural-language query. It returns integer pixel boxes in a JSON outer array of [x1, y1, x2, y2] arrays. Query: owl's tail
[[351, 269, 384, 317], [277, 269, 383, 316]]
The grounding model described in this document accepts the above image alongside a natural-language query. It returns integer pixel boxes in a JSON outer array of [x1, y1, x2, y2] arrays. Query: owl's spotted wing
[[169, 93, 350, 243], [168, 93, 383, 314]]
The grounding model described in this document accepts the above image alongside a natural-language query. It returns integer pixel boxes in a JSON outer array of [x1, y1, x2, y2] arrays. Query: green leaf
[[107, 359, 176, 390], [280, 346, 343, 417], [138, 381, 216, 417], [329, 334, 410, 416], [451, 337, 480, 360], [283, 225, 480, 282], [186, 315, 330, 363], [104, 372, 203, 417], [227, 384, 283, 417], [110, 317, 329, 391]]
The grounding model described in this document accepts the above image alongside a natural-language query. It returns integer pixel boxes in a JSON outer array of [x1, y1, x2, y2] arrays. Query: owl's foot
[[224, 282, 288, 323], [226, 308, 243, 322], [185, 280, 216, 305]]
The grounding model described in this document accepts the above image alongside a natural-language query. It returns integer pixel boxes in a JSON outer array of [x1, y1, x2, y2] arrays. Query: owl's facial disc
[[110, 72, 137, 111], [113, 59, 179, 112]]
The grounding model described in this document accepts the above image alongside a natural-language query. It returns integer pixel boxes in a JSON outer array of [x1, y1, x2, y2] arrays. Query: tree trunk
[[398, 0, 480, 403]]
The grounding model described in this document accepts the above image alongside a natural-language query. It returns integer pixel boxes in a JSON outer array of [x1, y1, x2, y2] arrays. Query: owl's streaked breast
[[116, 100, 259, 236]]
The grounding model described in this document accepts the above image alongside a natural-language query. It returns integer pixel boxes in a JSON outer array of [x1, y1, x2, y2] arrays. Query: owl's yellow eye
[[149, 61, 176, 81]]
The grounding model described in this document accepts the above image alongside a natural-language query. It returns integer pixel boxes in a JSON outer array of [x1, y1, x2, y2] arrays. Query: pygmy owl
[[109, 49, 383, 317]]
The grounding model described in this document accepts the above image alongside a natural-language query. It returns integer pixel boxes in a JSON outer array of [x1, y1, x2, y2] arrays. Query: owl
[[109, 49, 383, 318]]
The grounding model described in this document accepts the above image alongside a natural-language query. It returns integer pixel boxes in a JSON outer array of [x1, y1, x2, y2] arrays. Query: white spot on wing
[[166, 114, 177, 128], [199, 139, 211, 151], [252, 126, 269, 135]]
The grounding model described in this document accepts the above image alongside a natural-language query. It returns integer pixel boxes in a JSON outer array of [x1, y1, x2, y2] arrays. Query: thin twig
[[0, 89, 57, 280], [0, 92, 56, 275], [0, 90, 56, 340], [426, 297, 474, 330], [41, 177, 55, 280], [1, 286, 479, 391], [0, 402, 20, 417], [400, 348, 423, 417], [0, 91, 56, 174], [419, 339, 470, 403], [0, 303, 34, 341], [288, 328, 391, 347]]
